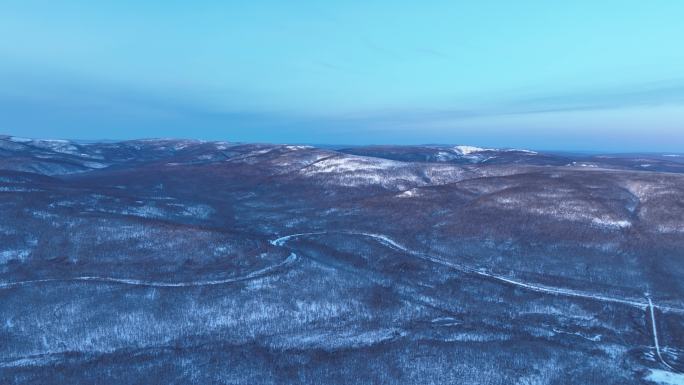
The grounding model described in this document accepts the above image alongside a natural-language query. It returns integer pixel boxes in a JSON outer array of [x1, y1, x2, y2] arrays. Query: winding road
[[273, 230, 683, 372], [4, 229, 677, 315], [0, 253, 298, 289], [0, 229, 681, 374], [272, 231, 684, 314], [648, 296, 678, 372]]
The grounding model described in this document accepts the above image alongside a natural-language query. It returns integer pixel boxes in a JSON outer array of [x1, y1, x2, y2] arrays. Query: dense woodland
[[1, 136, 683, 384]]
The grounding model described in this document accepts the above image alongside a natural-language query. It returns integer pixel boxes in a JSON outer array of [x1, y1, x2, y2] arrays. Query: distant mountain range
[[2, 135, 683, 176]]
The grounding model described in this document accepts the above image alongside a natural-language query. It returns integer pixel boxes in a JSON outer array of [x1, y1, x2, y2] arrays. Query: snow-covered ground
[[646, 370, 684, 385]]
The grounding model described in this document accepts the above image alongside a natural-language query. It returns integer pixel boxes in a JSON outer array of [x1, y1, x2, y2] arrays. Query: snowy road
[[649, 297, 678, 372], [273, 230, 684, 374], [0, 253, 298, 289], [271, 231, 684, 315]]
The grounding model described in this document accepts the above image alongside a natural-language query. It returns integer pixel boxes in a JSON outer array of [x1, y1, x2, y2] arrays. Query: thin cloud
[[334, 80, 684, 125]]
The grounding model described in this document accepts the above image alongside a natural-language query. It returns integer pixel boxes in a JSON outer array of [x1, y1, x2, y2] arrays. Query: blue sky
[[1, 1, 683, 151]]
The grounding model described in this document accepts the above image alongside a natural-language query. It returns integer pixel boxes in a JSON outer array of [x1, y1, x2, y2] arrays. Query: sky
[[1, 0, 684, 152]]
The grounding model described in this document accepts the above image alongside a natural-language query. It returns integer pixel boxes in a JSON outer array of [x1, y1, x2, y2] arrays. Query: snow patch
[[82, 161, 108, 169], [0, 355, 61, 368], [27, 139, 81, 155], [510, 148, 538, 154], [645, 370, 684, 385], [284, 145, 313, 151], [181, 204, 214, 219], [434, 151, 459, 161], [0, 187, 41, 192], [591, 217, 631, 229], [431, 317, 460, 326], [9, 136, 33, 143], [570, 161, 598, 168], [268, 328, 404, 350], [0, 249, 30, 263], [303, 156, 398, 174], [552, 328, 601, 342], [453, 145, 490, 155], [657, 224, 684, 234], [396, 188, 421, 198], [494, 197, 519, 207], [300, 154, 464, 189]]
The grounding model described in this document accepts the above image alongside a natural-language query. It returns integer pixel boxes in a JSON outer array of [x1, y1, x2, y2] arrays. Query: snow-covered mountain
[[1, 135, 684, 384]]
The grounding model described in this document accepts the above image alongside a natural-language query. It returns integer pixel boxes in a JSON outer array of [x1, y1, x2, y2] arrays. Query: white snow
[[180, 204, 214, 219], [648, 297, 677, 371], [396, 188, 421, 198], [226, 147, 278, 163], [300, 154, 465, 189], [447, 145, 538, 162], [359, 233, 409, 251], [453, 145, 490, 155], [510, 149, 538, 154], [0, 249, 30, 263], [9, 136, 33, 143], [27, 139, 81, 155], [552, 328, 601, 342], [0, 187, 41, 192], [591, 217, 632, 229], [299, 156, 405, 187], [269, 328, 403, 350], [82, 161, 108, 169], [570, 161, 598, 168], [491, 194, 632, 230], [0, 355, 61, 368], [494, 197, 518, 207], [284, 145, 313, 151], [452, 145, 536, 155], [435, 151, 458, 161], [303, 156, 398, 174], [646, 370, 684, 385], [431, 317, 460, 326], [270, 232, 327, 246]]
